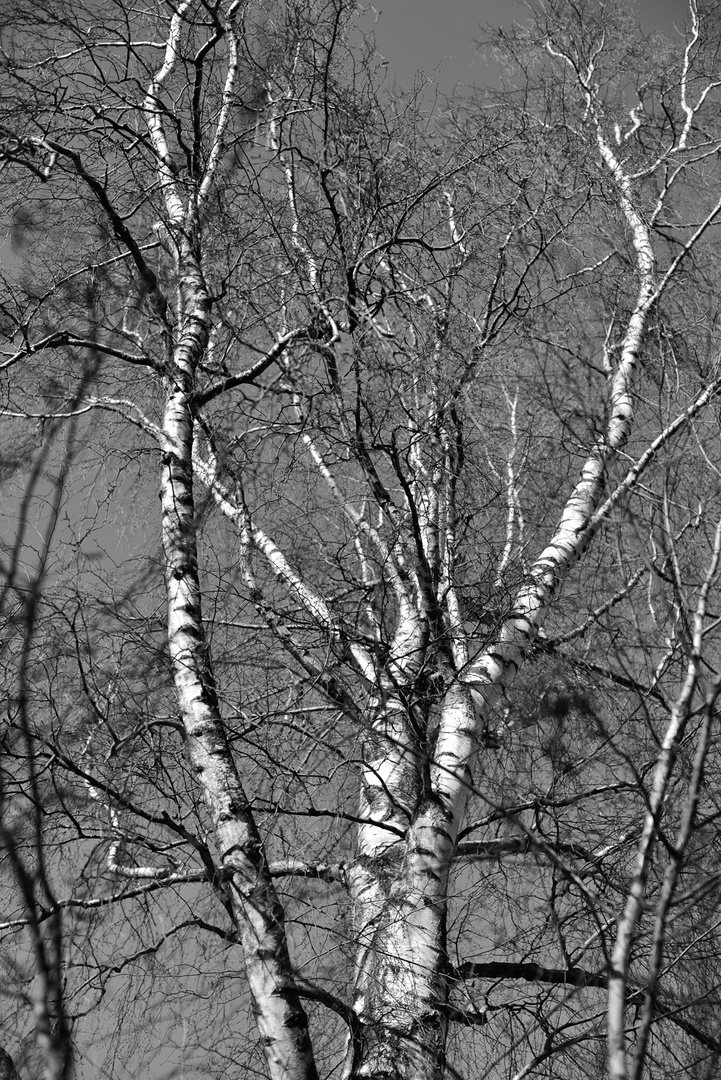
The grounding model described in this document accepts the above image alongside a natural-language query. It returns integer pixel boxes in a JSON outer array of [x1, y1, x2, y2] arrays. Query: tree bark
[[160, 237, 317, 1080], [347, 684, 475, 1080]]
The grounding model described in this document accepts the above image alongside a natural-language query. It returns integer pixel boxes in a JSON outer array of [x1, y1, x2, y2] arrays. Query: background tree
[[2, 1, 721, 1078]]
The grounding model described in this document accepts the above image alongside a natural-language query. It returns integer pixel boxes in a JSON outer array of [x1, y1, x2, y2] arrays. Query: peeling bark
[[347, 684, 475, 1079]]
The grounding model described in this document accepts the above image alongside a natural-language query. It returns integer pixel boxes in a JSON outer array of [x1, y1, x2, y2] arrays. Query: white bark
[[159, 254, 318, 1079], [346, 684, 477, 1079], [137, 13, 321, 1070]]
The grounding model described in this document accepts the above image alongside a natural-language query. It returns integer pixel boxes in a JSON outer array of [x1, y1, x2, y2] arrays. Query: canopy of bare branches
[[2, 2, 721, 1078]]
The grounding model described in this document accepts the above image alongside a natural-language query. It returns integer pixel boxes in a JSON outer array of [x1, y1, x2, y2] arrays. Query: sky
[[0, 0, 693, 272], [364, 0, 695, 96]]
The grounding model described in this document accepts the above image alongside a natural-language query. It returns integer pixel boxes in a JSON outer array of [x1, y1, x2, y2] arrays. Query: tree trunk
[[160, 239, 318, 1080], [348, 686, 473, 1079]]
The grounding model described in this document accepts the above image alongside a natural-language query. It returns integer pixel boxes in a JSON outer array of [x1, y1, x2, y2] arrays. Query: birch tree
[[2, 1, 721, 1078]]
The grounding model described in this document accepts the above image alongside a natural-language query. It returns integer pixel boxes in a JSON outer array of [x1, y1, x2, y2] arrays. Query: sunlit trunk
[[160, 241, 317, 1080], [348, 685, 472, 1080]]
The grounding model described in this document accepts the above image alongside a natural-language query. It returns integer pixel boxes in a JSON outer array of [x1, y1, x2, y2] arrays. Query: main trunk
[[348, 808, 454, 1079], [348, 685, 469, 1079]]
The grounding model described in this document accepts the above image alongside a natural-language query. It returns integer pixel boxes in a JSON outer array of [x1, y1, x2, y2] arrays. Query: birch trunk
[[160, 237, 317, 1080], [346, 68, 665, 1074], [346, 681, 478, 1079]]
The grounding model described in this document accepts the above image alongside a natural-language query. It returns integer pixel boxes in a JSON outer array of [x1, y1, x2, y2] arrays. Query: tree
[[2, 0, 721, 1077]]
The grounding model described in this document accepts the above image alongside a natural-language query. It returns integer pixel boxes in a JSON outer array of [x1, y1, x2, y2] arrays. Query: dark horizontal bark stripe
[[457, 961, 606, 987]]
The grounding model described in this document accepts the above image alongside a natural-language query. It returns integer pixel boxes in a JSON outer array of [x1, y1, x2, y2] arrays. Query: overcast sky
[[365, 0, 694, 95]]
